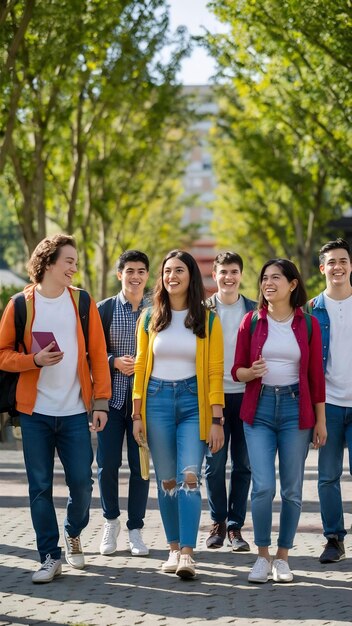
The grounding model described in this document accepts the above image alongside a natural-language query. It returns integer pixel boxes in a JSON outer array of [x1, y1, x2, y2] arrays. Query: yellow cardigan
[[132, 309, 224, 442]]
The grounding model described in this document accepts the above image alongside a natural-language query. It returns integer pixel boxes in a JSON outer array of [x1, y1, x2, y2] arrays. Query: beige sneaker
[[176, 554, 196, 579], [162, 550, 180, 573], [64, 531, 85, 569]]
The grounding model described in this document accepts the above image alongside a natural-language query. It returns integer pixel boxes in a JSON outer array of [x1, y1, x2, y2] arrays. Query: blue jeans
[[146, 376, 206, 549], [20, 412, 93, 562], [318, 403, 352, 540], [244, 384, 312, 549], [97, 395, 149, 529], [205, 393, 250, 528]]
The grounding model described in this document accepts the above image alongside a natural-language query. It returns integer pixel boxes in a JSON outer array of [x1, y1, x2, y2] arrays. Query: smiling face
[[261, 264, 297, 307], [118, 261, 149, 301], [163, 257, 190, 302], [213, 262, 242, 303], [320, 248, 352, 292], [46, 245, 78, 290]]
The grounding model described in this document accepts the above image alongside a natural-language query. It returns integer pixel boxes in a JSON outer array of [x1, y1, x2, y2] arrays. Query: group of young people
[[0, 234, 350, 585]]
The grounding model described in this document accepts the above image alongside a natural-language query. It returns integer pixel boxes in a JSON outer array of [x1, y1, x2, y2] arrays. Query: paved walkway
[[0, 433, 351, 626]]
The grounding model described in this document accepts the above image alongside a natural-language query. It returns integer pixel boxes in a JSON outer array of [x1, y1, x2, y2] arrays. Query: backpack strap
[[143, 307, 152, 333], [12, 293, 27, 353], [249, 308, 312, 342], [71, 289, 90, 351], [250, 310, 258, 335], [143, 308, 216, 336], [208, 310, 215, 335], [303, 312, 312, 343]]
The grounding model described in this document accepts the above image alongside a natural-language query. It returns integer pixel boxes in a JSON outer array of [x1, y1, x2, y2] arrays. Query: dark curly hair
[[150, 250, 206, 338], [258, 258, 307, 309], [26, 234, 76, 284]]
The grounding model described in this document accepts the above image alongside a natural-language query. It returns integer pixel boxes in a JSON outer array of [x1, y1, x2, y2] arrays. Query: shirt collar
[[118, 290, 145, 310]]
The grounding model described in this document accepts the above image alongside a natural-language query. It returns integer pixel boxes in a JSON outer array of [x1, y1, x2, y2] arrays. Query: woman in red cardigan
[[232, 258, 326, 585]]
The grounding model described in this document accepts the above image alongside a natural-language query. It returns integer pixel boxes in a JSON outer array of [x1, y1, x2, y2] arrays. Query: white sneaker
[[248, 556, 272, 583], [32, 554, 62, 584], [272, 558, 293, 582], [100, 518, 121, 555], [128, 529, 149, 556], [64, 531, 85, 569], [162, 550, 180, 573], [176, 554, 196, 579]]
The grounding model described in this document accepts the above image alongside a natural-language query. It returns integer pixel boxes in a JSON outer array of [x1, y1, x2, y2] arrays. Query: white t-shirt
[[152, 309, 197, 380], [324, 291, 352, 406], [261, 316, 300, 386], [216, 295, 246, 394], [32, 288, 86, 416]]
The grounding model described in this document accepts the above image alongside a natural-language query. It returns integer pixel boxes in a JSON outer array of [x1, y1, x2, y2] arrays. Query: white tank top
[[261, 316, 300, 386], [152, 309, 197, 380]]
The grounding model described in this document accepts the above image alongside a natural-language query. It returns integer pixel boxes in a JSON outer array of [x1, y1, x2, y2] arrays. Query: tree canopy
[[207, 0, 352, 289], [0, 0, 197, 297]]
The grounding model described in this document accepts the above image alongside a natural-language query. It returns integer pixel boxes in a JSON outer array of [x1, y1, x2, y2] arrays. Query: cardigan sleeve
[[231, 311, 253, 381], [307, 315, 325, 404], [132, 309, 150, 400], [207, 314, 224, 406]]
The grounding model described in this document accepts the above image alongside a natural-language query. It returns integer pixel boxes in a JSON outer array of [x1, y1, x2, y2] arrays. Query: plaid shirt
[[110, 291, 146, 409]]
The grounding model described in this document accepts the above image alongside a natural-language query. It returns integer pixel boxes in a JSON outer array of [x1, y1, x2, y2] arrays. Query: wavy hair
[[26, 234, 76, 284], [150, 250, 206, 337], [258, 258, 307, 309]]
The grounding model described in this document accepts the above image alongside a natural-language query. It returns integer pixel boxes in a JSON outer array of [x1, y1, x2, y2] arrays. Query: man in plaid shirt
[[97, 250, 150, 556]]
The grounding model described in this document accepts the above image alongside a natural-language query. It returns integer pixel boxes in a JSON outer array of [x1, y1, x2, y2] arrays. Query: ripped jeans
[[146, 376, 206, 548]]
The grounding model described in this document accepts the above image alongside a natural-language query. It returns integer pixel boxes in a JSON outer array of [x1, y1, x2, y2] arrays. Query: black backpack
[[0, 289, 90, 419]]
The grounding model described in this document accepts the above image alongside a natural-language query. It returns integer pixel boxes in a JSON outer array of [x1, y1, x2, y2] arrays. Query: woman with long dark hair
[[132, 250, 224, 579], [232, 259, 326, 584]]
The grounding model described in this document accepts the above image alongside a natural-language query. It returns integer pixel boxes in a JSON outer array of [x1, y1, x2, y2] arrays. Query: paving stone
[[0, 444, 351, 626]]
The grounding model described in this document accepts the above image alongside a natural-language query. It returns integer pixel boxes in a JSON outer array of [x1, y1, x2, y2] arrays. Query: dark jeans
[[97, 395, 149, 529], [20, 411, 93, 562], [204, 393, 251, 529], [318, 402, 352, 540]]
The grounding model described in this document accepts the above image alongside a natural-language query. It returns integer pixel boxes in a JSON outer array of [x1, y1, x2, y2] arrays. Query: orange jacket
[[0, 284, 111, 415]]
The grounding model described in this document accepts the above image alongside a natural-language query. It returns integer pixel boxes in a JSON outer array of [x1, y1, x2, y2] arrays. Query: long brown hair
[[150, 250, 206, 337]]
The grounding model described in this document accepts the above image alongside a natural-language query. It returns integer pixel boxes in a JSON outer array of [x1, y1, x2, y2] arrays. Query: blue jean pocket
[[147, 379, 162, 396]]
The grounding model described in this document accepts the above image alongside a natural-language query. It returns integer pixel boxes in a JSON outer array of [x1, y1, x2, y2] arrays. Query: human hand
[[208, 424, 224, 454], [114, 355, 135, 376], [34, 343, 64, 367], [312, 422, 327, 449], [250, 356, 268, 379], [90, 411, 108, 432], [132, 419, 145, 445]]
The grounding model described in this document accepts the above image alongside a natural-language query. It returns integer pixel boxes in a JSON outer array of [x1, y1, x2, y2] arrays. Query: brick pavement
[[0, 435, 351, 626]]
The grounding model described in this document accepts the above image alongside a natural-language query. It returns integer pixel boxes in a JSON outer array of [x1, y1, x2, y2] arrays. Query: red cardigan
[[231, 307, 325, 429]]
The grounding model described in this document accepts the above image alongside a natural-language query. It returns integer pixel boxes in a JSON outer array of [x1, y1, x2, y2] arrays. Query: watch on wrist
[[212, 416, 225, 425], [131, 414, 142, 421]]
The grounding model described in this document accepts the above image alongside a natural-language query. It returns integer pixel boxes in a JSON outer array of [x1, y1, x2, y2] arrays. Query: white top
[[261, 316, 300, 386], [216, 295, 246, 393], [152, 309, 197, 380], [32, 288, 86, 416], [324, 291, 352, 405]]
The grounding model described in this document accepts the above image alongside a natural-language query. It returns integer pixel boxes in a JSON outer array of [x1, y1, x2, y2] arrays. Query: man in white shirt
[[308, 238, 352, 563], [205, 252, 256, 551], [0, 234, 111, 583]]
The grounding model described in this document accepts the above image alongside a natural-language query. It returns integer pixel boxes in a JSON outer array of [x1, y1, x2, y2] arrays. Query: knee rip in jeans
[[180, 467, 199, 493], [161, 467, 200, 495], [161, 478, 177, 496]]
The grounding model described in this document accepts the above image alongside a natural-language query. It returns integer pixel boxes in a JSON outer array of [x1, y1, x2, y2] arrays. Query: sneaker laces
[[228, 528, 242, 542], [103, 521, 118, 543], [40, 554, 57, 571], [273, 559, 290, 574], [209, 522, 225, 537], [66, 536, 82, 555]]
